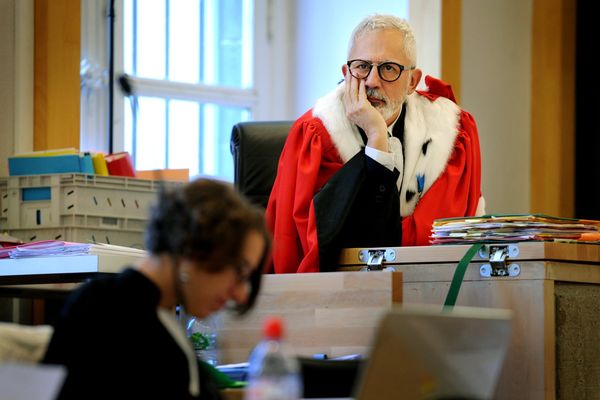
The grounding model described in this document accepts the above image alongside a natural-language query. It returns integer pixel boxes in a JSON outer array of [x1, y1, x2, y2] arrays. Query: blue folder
[[8, 154, 95, 176]]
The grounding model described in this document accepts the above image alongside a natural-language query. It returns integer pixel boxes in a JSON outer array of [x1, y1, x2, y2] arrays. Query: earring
[[179, 270, 189, 283]]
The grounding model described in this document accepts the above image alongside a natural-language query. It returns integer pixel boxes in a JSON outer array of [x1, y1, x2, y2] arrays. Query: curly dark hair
[[145, 178, 270, 313]]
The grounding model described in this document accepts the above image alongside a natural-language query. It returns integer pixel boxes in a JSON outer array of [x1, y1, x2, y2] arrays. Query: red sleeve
[[401, 110, 482, 246], [265, 113, 342, 273]]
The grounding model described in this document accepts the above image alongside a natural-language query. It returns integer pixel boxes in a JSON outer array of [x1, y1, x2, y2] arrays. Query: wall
[[0, 0, 16, 177], [14, 0, 34, 156], [292, 0, 409, 116], [410, 0, 441, 87], [34, 0, 81, 151], [461, 0, 532, 214], [530, 0, 575, 217], [0, 0, 34, 177]]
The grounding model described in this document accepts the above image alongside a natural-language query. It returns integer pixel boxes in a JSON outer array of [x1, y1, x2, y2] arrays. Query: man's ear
[[341, 64, 349, 77], [407, 68, 423, 95]]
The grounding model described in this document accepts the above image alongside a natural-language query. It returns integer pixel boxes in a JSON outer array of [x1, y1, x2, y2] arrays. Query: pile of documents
[[430, 214, 600, 245], [0, 241, 92, 259], [0, 240, 145, 259]]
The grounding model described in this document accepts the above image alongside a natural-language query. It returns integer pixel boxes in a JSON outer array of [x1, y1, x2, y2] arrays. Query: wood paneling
[[0, 0, 16, 177], [441, 0, 461, 104], [531, 0, 576, 216], [34, 0, 80, 151], [218, 271, 402, 364]]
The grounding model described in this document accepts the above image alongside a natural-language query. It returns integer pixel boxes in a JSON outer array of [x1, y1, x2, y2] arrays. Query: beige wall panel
[[461, 0, 532, 214]]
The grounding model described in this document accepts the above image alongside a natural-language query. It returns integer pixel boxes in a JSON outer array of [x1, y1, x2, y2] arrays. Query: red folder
[[105, 152, 136, 177]]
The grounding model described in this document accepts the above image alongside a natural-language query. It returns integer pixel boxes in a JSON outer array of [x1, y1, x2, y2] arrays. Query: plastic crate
[[4, 173, 180, 230], [8, 226, 146, 249]]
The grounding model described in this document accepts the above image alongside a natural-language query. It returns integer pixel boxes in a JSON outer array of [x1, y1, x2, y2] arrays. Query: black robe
[[314, 107, 406, 271], [43, 268, 222, 400]]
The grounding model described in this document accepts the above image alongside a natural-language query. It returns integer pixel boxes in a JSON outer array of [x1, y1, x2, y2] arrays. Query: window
[[81, 0, 269, 181], [120, 0, 254, 180]]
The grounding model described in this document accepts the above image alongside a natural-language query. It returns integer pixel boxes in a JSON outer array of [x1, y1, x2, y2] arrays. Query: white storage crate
[[4, 173, 181, 247], [5, 174, 180, 229]]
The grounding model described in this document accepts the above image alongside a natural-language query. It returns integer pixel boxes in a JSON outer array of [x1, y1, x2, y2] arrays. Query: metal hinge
[[478, 244, 521, 277], [358, 249, 396, 271]]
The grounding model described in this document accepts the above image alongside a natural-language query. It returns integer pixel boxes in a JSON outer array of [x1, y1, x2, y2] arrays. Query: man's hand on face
[[343, 71, 389, 152]]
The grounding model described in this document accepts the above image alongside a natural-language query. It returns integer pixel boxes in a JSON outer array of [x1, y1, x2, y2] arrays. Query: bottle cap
[[263, 316, 284, 339]]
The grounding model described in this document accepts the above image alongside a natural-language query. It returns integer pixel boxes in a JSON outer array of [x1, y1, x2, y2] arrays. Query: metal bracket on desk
[[358, 249, 396, 271], [479, 244, 520, 277]]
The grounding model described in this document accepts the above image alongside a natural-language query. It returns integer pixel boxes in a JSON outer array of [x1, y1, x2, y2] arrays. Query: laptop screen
[[354, 304, 513, 400]]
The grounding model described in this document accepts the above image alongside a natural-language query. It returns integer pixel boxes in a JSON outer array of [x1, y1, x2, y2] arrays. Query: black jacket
[[43, 268, 221, 400]]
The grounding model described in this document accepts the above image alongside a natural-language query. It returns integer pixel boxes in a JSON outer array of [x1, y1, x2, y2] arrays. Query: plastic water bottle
[[245, 316, 302, 400], [186, 313, 220, 366]]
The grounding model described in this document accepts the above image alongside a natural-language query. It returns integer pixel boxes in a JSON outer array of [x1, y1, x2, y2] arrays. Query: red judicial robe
[[266, 76, 485, 273]]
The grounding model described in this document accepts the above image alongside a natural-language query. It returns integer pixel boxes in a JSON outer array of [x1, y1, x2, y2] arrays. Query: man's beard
[[366, 88, 406, 122]]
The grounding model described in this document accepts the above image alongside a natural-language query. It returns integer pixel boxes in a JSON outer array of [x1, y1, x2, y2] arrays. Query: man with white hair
[[266, 14, 485, 273]]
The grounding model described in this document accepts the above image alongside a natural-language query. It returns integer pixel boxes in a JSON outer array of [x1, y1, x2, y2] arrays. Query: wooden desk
[[218, 271, 402, 364], [0, 252, 144, 288], [338, 242, 600, 400], [0, 253, 143, 323]]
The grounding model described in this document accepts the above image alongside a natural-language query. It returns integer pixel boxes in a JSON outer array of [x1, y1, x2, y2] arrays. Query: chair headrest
[[230, 121, 293, 208]]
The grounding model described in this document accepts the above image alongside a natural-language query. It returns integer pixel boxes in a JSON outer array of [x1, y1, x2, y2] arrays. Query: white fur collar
[[312, 83, 460, 216]]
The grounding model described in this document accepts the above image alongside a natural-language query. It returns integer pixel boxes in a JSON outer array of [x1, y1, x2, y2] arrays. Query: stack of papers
[[0, 240, 146, 259], [430, 214, 600, 245], [0, 241, 91, 259]]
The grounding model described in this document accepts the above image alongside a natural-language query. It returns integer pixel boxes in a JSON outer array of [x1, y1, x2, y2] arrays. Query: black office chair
[[230, 121, 293, 208]]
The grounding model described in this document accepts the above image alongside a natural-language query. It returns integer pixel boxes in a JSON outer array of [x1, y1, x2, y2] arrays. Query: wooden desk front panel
[[372, 260, 600, 400], [218, 271, 402, 364]]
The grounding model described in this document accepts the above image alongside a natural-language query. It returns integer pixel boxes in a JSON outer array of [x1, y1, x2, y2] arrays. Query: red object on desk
[[105, 152, 136, 177]]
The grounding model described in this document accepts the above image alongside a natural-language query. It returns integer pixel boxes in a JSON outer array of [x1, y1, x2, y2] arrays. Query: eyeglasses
[[346, 59, 416, 82], [231, 259, 253, 285]]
